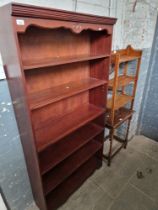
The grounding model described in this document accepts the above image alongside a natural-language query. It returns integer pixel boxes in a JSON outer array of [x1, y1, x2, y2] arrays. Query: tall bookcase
[[0, 3, 116, 210]]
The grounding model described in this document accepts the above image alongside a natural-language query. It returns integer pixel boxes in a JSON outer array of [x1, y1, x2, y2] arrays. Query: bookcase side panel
[[0, 5, 46, 210]]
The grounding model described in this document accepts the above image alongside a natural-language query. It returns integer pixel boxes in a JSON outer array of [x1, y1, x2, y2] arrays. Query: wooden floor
[[28, 135, 158, 210]]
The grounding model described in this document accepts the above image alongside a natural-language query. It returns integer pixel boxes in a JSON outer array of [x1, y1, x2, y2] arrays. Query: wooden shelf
[[108, 75, 135, 89], [1, 3, 115, 210], [29, 78, 107, 110], [23, 54, 109, 70], [39, 123, 103, 175], [43, 140, 102, 195], [119, 55, 140, 63], [105, 107, 134, 128], [107, 94, 133, 110], [35, 104, 105, 152], [46, 156, 99, 210]]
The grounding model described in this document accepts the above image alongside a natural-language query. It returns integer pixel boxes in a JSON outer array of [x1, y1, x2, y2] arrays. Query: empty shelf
[[107, 94, 133, 110], [29, 78, 107, 110], [39, 123, 103, 175], [23, 54, 109, 70], [46, 157, 99, 210], [35, 104, 105, 152], [105, 107, 134, 128], [43, 140, 102, 195], [108, 75, 135, 88], [119, 55, 140, 63]]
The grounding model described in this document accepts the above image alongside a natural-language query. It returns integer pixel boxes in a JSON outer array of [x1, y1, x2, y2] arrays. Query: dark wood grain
[[46, 157, 100, 210], [43, 140, 102, 195], [35, 104, 105, 152], [23, 54, 109, 70], [0, 3, 116, 210], [105, 107, 134, 128], [25, 63, 90, 94], [0, 4, 47, 210], [39, 123, 103, 175], [29, 78, 107, 110], [12, 3, 116, 25]]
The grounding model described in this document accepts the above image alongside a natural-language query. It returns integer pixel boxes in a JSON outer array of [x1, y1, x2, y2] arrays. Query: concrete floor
[[27, 135, 158, 210]]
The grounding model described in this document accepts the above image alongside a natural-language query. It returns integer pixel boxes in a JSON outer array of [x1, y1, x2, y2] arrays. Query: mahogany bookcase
[[0, 3, 116, 210]]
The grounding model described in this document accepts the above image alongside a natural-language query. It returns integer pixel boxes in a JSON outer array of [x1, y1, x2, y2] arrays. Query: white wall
[[0, 54, 5, 80], [123, 0, 158, 49], [0, 194, 7, 210]]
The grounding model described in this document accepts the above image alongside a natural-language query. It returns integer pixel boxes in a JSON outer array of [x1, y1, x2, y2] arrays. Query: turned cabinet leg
[[108, 128, 114, 166], [124, 117, 131, 149]]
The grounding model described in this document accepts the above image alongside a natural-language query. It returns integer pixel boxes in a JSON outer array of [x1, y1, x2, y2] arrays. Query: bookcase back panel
[[90, 32, 112, 55], [89, 86, 106, 108], [18, 27, 90, 62], [32, 92, 88, 130], [25, 62, 90, 94], [90, 58, 110, 80]]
